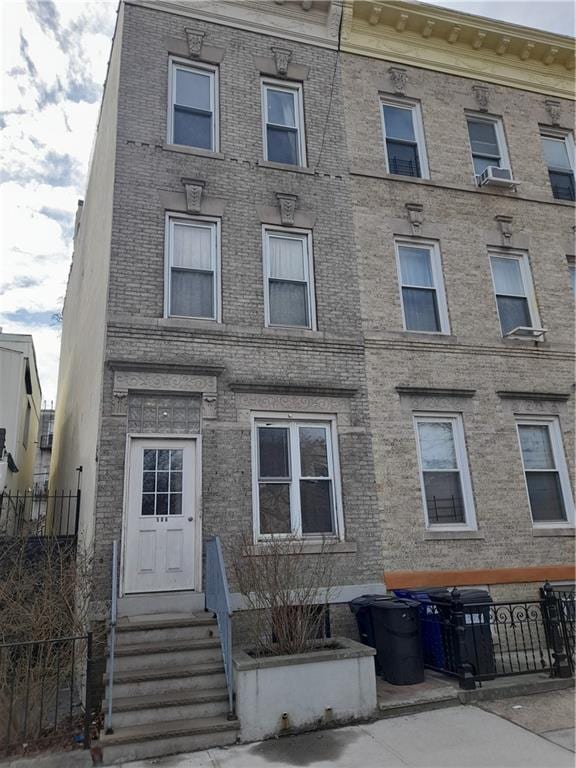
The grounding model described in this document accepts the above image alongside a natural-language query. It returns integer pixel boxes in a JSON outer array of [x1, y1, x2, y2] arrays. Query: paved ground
[[122, 704, 574, 768], [479, 688, 575, 753]]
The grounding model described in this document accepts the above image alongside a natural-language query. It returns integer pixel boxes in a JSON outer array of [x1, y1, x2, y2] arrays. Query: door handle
[[187, 517, 194, 522]]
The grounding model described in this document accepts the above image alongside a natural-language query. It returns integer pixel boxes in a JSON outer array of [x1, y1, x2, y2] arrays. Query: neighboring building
[[0, 331, 42, 493], [50, 0, 574, 758], [33, 407, 55, 493], [340, 0, 575, 598]]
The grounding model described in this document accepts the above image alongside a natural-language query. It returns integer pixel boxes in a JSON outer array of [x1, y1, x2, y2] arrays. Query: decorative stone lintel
[[271, 46, 292, 77], [181, 177, 206, 214], [276, 192, 298, 226], [388, 66, 407, 96], [497, 390, 571, 402], [185, 28, 205, 59], [230, 381, 357, 398], [495, 214, 513, 245], [396, 386, 476, 398], [544, 98, 561, 126], [472, 84, 489, 112], [405, 202, 423, 235], [112, 369, 219, 418]]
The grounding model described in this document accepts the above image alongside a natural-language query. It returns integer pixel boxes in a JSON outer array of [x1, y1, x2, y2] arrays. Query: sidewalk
[[121, 705, 574, 767]]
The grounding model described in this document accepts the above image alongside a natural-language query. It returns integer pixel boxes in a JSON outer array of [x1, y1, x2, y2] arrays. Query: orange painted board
[[384, 565, 575, 589]]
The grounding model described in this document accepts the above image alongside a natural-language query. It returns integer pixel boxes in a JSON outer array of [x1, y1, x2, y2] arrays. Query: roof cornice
[[341, 1, 575, 99]]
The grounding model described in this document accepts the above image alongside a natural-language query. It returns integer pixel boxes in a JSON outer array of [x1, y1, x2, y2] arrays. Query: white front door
[[124, 438, 197, 594]]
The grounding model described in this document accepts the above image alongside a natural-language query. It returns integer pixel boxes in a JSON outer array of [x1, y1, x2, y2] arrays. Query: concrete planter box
[[233, 637, 377, 742]]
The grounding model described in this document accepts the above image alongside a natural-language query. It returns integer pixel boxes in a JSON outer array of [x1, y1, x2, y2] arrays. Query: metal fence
[[205, 536, 234, 716], [0, 491, 80, 538], [417, 584, 573, 689], [0, 634, 93, 758]]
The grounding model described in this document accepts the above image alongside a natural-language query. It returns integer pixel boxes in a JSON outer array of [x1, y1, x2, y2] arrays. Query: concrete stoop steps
[[94, 613, 239, 765]]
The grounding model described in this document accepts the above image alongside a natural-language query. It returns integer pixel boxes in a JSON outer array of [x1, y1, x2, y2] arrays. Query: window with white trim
[[263, 228, 315, 329], [168, 60, 218, 151], [414, 413, 476, 529], [262, 80, 306, 166], [166, 215, 219, 320], [381, 99, 428, 178], [395, 240, 450, 333], [516, 417, 574, 526], [489, 251, 539, 336], [466, 115, 510, 179], [252, 417, 342, 538], [540, 131, 575, 201]]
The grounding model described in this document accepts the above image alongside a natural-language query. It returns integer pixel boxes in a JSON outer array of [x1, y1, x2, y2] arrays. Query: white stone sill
[[162, 142, 225, 160]]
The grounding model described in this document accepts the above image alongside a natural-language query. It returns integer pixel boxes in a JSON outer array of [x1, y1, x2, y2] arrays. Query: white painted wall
[[50, 5, 124, 552], [233, 639, 377, 742]]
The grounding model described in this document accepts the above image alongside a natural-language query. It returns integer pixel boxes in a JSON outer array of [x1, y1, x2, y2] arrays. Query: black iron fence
[[0, 490, 80, 539], [0, 634, 93, 757], [417, 583, 574, 689]]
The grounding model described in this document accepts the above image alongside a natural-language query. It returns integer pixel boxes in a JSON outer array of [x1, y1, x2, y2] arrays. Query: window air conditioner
[[478, 166, 518, 189]]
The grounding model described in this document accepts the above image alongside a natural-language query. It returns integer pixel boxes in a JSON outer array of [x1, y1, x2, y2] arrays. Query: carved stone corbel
[[271, 46, 292, 77], [276, 192, 298, 226], [388, 67, 407, 96], [472, 85, 489, 112], [185, 28, 205, 59], [544, 98, 561, 126], [405, 203, 423, 235], [181, 178, 206, 214], [495, 215, 513, 246]]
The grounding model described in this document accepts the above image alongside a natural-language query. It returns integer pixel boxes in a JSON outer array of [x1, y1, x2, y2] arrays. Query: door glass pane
[[156, 494, 168, 516], [468, 120, 499, 156], [269, 281, 308, 327], [268, 236, 306, 281], [173, 108, 212, 149], [403, 288, 440, 332], [140, 448, 184, 516], [496, 296, 531, 334], [157, 472, 169, 492], [267, 126, 298, 165], [423, 471, 465, 524], [172, 224, 212, 270], [171, 270, 214, 318], [258, 427, 290, 478], [175, 68, 211, 110], [267, 89, 296, 127], [418, 422, 457, 470], [518, 425, 555, 469], [259, 483, 291, 533], [142, 494, 155, 515], [143, 450, 156, 470], [383, 105, 415, 141], [491, 257, 525, 295], [157, 450, 170, 470], [541, 137, 571, 169], [299, 427, 329, 477], [143, 472, 155, 492], [399, 247, 434, 287], [526, 473, 567, 522], [387, 140, 420, 177], [300, 479, 334, 533], [169, 494, 182, 516]]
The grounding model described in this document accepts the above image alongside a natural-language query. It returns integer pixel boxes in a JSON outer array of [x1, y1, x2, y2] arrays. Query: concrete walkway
[[122, 705, 574, 768]]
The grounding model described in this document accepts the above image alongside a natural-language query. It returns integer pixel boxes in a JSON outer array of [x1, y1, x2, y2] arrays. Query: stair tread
[[116, 614, 217, 632], [104, 661, 225, 684], [105, 688, 230, 712], [112, 637, 220, 656], [97, 715, 239, 745]]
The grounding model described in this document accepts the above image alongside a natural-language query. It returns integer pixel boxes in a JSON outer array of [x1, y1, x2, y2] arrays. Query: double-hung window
[[381, 100, 428, 178], [262, 81, 306, 166], [263, 228, 315, 329], [169, 60, 218, 151], [253, 417, 341, 539], [489, 251, 539, 336], [516, 418, 574, 526], [467, 115, 510, 179], [540, 132, 575, 201], [395, 240, 449, 333], [166, 215, 219, 320], [414, 414, 476, 529]]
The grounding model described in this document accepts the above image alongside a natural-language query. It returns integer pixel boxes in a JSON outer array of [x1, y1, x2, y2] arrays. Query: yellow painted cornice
[[341, 1, 575, 100]]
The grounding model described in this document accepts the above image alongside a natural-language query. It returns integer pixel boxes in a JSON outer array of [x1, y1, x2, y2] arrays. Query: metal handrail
[[105, 540, 119, 733], [205, 536, 234, 716]]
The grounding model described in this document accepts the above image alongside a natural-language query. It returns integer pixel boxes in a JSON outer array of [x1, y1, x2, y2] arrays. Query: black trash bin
[[430, 589, 495, 679], [349, 594, 390, 672], [370, 598, 425, 685]]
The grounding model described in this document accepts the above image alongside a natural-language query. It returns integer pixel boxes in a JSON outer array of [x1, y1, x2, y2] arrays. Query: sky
[[0, 1, 574, 406]]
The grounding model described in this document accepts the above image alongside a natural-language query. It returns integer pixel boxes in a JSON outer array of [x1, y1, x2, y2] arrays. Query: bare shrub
[[227, 532, 337, 657]]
